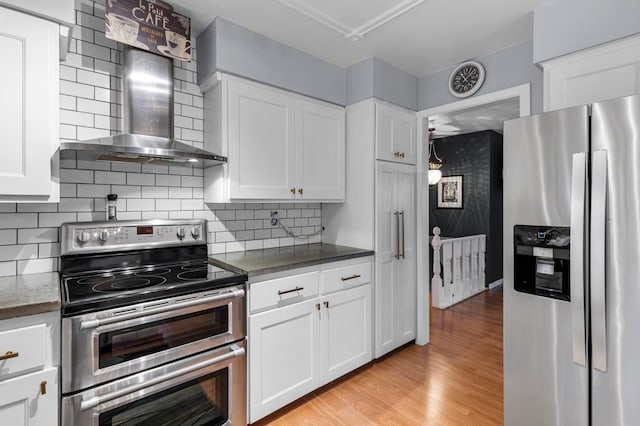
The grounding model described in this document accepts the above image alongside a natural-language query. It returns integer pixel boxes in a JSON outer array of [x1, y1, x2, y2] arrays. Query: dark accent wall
[[429, 130, 503, 285]]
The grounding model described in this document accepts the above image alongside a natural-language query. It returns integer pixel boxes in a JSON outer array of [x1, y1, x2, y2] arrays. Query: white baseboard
[[488, 279, 503, 289]]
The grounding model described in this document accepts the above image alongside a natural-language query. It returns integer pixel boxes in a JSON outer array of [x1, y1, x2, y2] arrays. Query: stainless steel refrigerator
[[503, 93, 640, 425]]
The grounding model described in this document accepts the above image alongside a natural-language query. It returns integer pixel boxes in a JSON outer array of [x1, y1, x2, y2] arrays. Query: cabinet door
[[320, 284, 372, 385], [393, 109, 417, 165], [374, 162, 397, 357], [0, 367, 58, 426], [394, 164, 417, 344], [295, 99, 345, 200], [249, 299, 319, 422], [375, 103, 396, 163], [228, 79, 295, 199], [0, 8, 58, 197], [375, 103, 416, 165]]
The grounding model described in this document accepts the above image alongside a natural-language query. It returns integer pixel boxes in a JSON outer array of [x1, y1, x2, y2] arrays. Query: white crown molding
[[278, 0, 424, 41]]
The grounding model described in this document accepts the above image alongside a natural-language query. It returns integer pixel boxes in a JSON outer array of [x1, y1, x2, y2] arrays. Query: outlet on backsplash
[[270, 211, 279, 226]]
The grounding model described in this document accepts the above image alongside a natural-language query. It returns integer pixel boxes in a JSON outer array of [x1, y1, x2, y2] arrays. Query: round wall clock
[[448, 61, 485, 98]]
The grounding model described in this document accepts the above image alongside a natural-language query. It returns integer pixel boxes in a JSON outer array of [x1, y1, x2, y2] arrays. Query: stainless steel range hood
[[61, 48, 226, 167]]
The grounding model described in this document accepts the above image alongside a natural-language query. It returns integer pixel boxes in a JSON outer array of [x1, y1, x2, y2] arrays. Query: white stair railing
[[431, 227, 487, 309]]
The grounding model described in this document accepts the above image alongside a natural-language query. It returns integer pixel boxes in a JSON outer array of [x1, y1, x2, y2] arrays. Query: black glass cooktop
[[61, 260, 246, 316]]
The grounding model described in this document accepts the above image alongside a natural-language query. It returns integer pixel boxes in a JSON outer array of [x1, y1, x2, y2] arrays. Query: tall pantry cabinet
[[323, 99, 417, 358]]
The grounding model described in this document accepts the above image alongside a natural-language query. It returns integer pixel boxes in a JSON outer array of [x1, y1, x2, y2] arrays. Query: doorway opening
[[415, 83, 530, 345]]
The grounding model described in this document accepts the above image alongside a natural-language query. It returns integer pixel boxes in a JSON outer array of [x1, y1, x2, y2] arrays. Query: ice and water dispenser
[[513, 225, 570, 301]]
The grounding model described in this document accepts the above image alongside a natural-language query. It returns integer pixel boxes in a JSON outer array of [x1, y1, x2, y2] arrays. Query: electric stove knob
[[77, 231, 91, 244], [98, 230, 109, 243], [191, 226, 201, 239], [177, 227, 186, 240]]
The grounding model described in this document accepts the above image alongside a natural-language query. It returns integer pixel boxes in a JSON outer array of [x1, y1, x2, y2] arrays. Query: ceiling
[[428, 98, 521, 137], [175, 0, 545, 76]]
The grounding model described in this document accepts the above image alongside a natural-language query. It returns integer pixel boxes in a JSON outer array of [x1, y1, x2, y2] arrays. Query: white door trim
[[413, 83, 531, 346]]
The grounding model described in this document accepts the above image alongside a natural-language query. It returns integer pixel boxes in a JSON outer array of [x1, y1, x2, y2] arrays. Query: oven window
[[99, 306, 229, 368], [99, 369, 229, 426]]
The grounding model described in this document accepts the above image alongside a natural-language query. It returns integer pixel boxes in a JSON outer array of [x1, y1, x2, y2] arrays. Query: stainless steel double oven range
[[59, 219, 247, 425]]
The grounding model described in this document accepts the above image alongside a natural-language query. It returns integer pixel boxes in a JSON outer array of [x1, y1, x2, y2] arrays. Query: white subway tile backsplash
[[3, 0, 322, 277], [38, 213, 78, 228], [142, 164, 169, 174], [142, 211, 169, 219], [0, 261, 16, 277], [126, 199, 155, 211], [0, 214, 38, 229], [181, 176, 202, 187], [0, 245, 38, 262], [127, 173, 155, 186], [169, 187, 192, 199], [61, 109, 94, 127], [142, 187, 169, 199], [0, 230, 17, 246], [95, 171, 126, 185], [18, 228, 58, 245], [60, 80, 95, 99], [17, 258, 57, 275], [38, 243, 61, 258], [111, 185, 141, 198], [17, 203, 58, 213], [77, 184, 110, 198], [155, 199, 180, 211], [59, 198, 94, 212], [168, 211, 193, 219], [61, 169, 94, 184], [181, 199, 204, 211], [111, 163, 142, 173], [156, 175, 181, 187]]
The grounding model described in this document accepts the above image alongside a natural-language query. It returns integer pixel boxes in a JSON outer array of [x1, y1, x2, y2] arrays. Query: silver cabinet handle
[[80, 288, 245, 330], [570, 152, 587, 366], [394, 211, 400, 259], [277, 286, 304, 296], [80, 345, 245, 411], [400, 210, 405, 259], [591, 150, 607, 372], [340, 274, 361, 281]]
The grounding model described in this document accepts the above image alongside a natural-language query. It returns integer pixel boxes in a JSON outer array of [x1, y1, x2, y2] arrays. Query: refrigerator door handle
[[570, 152, 588, 366], [591, 149, 608, 372], [394, 211, 400, 260]]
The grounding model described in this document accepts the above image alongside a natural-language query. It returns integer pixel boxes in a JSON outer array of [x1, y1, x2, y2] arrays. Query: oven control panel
[[61, 220, 207, 255]]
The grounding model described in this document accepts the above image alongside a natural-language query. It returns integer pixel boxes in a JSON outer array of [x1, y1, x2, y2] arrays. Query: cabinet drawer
[[0, 324, 46, 378], [321, 261, 371, 294], [250, 272, 319, 313]]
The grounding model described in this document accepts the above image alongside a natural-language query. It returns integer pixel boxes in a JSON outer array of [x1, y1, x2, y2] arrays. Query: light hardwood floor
[[252, 286, 503, 425]]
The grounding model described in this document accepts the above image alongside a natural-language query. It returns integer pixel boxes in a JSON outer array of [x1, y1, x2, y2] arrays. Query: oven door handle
[[80, 344, 245, 411], [80, 288, 245, 330]]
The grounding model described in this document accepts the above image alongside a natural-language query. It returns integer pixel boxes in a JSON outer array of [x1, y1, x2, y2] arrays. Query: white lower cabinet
[[0, 367, 58, 425], [321, 285, 371, 384], [0, 311, 60, 425], [248, 258, 372, 423]]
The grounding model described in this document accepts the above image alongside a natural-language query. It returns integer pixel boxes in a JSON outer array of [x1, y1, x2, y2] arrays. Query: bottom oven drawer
[[62, 340, 247, 426]]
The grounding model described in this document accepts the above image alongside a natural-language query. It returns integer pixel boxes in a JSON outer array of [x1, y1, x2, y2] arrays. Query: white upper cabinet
[[228, 79, 296, 200], [0, 6, 59, 202], [375, 102, 417, 165], [202, 75, 345, 203], [295, 98, 345, 201]]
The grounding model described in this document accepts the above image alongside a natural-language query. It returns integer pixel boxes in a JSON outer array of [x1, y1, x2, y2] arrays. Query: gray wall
[[418, 40, 543, 114], [533, 0, 640, 63], [346, 57, 418, 110], [429, 131, 503, 285], [197, 18, 346, 105]]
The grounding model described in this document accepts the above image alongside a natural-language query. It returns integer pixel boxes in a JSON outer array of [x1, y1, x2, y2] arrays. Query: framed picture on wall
[[437, 175, 463, 208]]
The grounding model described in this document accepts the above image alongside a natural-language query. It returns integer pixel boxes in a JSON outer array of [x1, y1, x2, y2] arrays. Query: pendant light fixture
[[427, 127, 445, 185]]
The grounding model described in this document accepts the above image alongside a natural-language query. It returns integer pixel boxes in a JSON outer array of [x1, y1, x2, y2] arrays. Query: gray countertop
[[209, 243, 374, 277], [0, 272, 61, 320]]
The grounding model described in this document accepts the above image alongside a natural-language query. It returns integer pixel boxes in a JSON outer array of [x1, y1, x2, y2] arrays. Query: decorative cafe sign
[[105, 0, 192, 61]]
